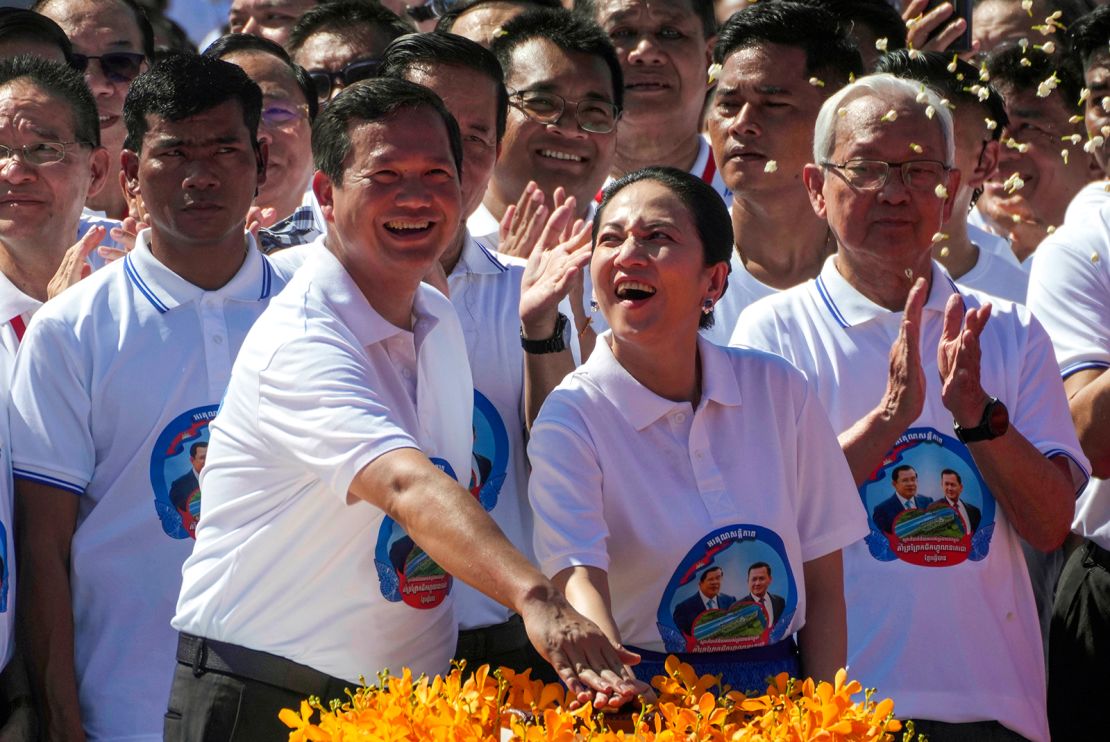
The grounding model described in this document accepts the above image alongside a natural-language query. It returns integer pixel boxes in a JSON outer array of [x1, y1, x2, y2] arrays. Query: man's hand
[[519, 197, 592, 337], [938, 293, 993, 427], [46, 226, 103, 300], [518, 588, 649, 710], [903, 0, 975, 55], [880, 277, 928, 426]]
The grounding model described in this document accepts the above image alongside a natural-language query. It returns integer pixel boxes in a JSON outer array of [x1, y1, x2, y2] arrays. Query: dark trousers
[[1048, 541, 1110, 741], [453, 614, 561, 684], [164, 633, 352, 741]]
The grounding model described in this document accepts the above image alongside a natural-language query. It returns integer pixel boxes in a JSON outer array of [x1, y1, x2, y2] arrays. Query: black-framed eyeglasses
[[261, 101, 309, 128], [0, 141, 92, 166], [71, 52, 145, 84], [508, 90, 621, 134], [307, 59, 382, 103], [822, 158, 950, 191]]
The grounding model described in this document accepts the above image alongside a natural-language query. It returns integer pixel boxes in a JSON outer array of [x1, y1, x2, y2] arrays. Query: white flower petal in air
[[910, 143, 923, 153], [985, 118, 998, 131], [1084, 136, 1105, 153], [1061, 149, 1070, 164], [875, 37, 888, 51], [809, 77, 825, 87], [1064, 134, 1083, 145], [926, 105, 936, 119], [947, 55, 958, 73], [935, 184, 949, 198], [881, 109, 898, 122], [764, 160, 778, 173], [1003, 173, 1025, 193], [931, 232, 948, 243], [1021, 0, 1033, 12]]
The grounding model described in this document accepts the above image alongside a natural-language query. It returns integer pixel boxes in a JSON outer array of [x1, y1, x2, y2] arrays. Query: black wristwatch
[[520, 312, 570, 354], [953, 397, 1010, 443]]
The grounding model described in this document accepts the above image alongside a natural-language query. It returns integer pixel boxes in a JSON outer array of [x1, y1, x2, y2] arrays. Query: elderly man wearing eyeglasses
[[33, 0, 152, 222], [733, 73, 1089, 742]]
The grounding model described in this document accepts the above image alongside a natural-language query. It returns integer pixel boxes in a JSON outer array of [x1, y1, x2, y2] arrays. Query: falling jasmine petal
[[1062, 149, 1070, 164], [764, 160, 778, 173], [947, 54, 958, 73], [875, 37, 888, 51], [1070, 114, 1084, 124], [1047, 225, 1057, 233], [881, 109, 898, 122], [935, 184, 949, 198], [837, 106, 848, 117], [910, 143, 923, 153], [940, 246, 950, 258], [1092, 252, 1101, 263], [1064, 133, 1082, 144], [985, 118, 998, 131], [926, 105, 936, 119], [931, 232, 948, 243], [1021, 0, 1033, 13]]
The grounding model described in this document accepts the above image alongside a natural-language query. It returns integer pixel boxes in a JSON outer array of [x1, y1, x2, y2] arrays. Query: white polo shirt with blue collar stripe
[[733, 256, 1088, 742], [8, 229, 282, 742]]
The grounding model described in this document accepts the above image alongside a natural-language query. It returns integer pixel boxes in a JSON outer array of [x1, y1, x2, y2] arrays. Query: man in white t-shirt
[[1026, 10, 1110, 737], [702, 2, 863, 345], [169, 78, 645, 740], [10, 55, 282, 742], [581, 0, 730, 205], [733, 73, 1087, 742]]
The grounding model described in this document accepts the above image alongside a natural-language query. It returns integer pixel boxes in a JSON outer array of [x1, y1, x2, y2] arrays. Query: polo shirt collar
[[586, 332, 743, 431], [814, 255, 959, 329], [0, 269, 41, 321], [124, 229, 275, 314], [453, 230, 509, 277], [306, 240, 446, 347]]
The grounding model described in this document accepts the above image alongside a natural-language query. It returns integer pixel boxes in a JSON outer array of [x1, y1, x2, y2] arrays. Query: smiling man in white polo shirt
[[733, 74, 1088, 741], [168, 77, 643, 741], [9, 54, 280, 742]]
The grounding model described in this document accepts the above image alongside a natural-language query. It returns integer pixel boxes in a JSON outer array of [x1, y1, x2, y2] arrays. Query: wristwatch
[[953, 397, 1009, 443], [520, 312, 570, 354]]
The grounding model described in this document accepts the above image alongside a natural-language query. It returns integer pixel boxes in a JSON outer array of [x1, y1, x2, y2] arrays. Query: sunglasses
[[307, 59, 382, 103], [71, 52, 146, 84]]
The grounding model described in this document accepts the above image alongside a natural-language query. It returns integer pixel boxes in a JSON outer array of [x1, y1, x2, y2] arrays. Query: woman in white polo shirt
[[527, 167, 868, 694]]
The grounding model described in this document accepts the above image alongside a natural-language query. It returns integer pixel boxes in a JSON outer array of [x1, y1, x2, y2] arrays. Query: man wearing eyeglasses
[[33, 0, 152, 222], [287, 0, 409, 106], [734, 74, 1087, 742]]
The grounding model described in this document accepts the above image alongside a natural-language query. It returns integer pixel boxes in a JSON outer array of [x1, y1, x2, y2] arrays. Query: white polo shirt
[[701, 251, 777, 346], [952, 238, 1029, 304], [173, 246, 474, 683], [8, 230, 281, 742], [733, 257, 1089, 742], [528, 334, 866, 656], [1028, 199, 1110, 550]]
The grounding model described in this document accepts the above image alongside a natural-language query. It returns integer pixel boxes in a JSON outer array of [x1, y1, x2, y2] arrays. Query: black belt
[[176, 632, 350, 700], [1086, 541, 1110, 570], [455, 614, 530, 656]]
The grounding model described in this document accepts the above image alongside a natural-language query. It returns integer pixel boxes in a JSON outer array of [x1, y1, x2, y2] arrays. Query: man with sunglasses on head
[[9, 54, 284, 742], [733, 73, 1087, 742], [205, 33, 319, 251], [288, 0, 409, 107], [33, 0, 152, 223]]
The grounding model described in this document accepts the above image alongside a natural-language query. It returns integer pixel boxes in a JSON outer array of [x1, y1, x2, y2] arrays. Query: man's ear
[[802, 163, 827, 218], [85, 145, 111, 199], [313, 169, 335, 224], [121, 148, 140, 195], [971, 139, 1000, 189], [942, 168, 962, 223]]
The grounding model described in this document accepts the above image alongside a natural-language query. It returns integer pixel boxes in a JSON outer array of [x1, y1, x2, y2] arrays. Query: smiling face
[[1084, 50, 1110, 176], [595, 0, 710, 136], [591, 178, 726, 348], [317, 106, 462, 288], [125, 99, 263, 250], [893, 467, 918, 500], [707, 43, 827, 201], [489, 38, 617, 214], [0, 80, 107, 253]]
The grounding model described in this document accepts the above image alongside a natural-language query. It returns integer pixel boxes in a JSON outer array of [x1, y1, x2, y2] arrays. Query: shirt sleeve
[[1027, 217, 1110, 377], [9, 315, 93, 495], [527, 394, 610, 577], [256, 330, 420, 504]]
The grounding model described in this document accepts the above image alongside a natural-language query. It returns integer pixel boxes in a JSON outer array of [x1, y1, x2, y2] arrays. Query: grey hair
[[812, 72, 954, 167]]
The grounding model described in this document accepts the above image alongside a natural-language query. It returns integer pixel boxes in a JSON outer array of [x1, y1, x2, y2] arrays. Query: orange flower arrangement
[[281, 656, 913, 741]]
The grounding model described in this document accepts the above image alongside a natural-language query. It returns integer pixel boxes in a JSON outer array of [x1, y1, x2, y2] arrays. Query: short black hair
[[287, 0, 411, 56], [748, 561, 772, 577], [123, 53, 262, 153], [987, 42, 1082, 113], [796, 0, 907, 52], [595, 166, 732, 330], [0, 55, 99, 146], [1069, 5, 1110, 73], [491, 7, 623, 109], [574, 0, 717, 39], [699, 566, 723, 583], [379, 31, 507, 143], [312, 76, 463, 183], [713, 1, 863, 86], [891, 464, 916, 483], [33, 0, 156, 58], [436, 0, 562, 34], [875, 49, 1008, 141], [190, 441, 208, 457], [941, 468, 962, 485], [0, 8, 74, 64], [204, 33, 318, 121]]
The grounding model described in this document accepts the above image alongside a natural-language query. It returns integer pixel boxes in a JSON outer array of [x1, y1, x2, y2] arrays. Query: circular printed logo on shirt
[[150, 405, 218, 540], [469, 391, 509, 511], [373, 457, 455, 609], [860, 427, 996, 567], [657, 525, 797, 654]]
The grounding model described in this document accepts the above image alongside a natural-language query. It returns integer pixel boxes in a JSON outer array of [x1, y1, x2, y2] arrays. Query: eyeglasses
[[823, 159, 950, 191], [0, 141, 91, 166], [508, 90, 621, 134], [308, 59, 382, 103], [71, 52, 145, 84], [261, 101, 309, 128]]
